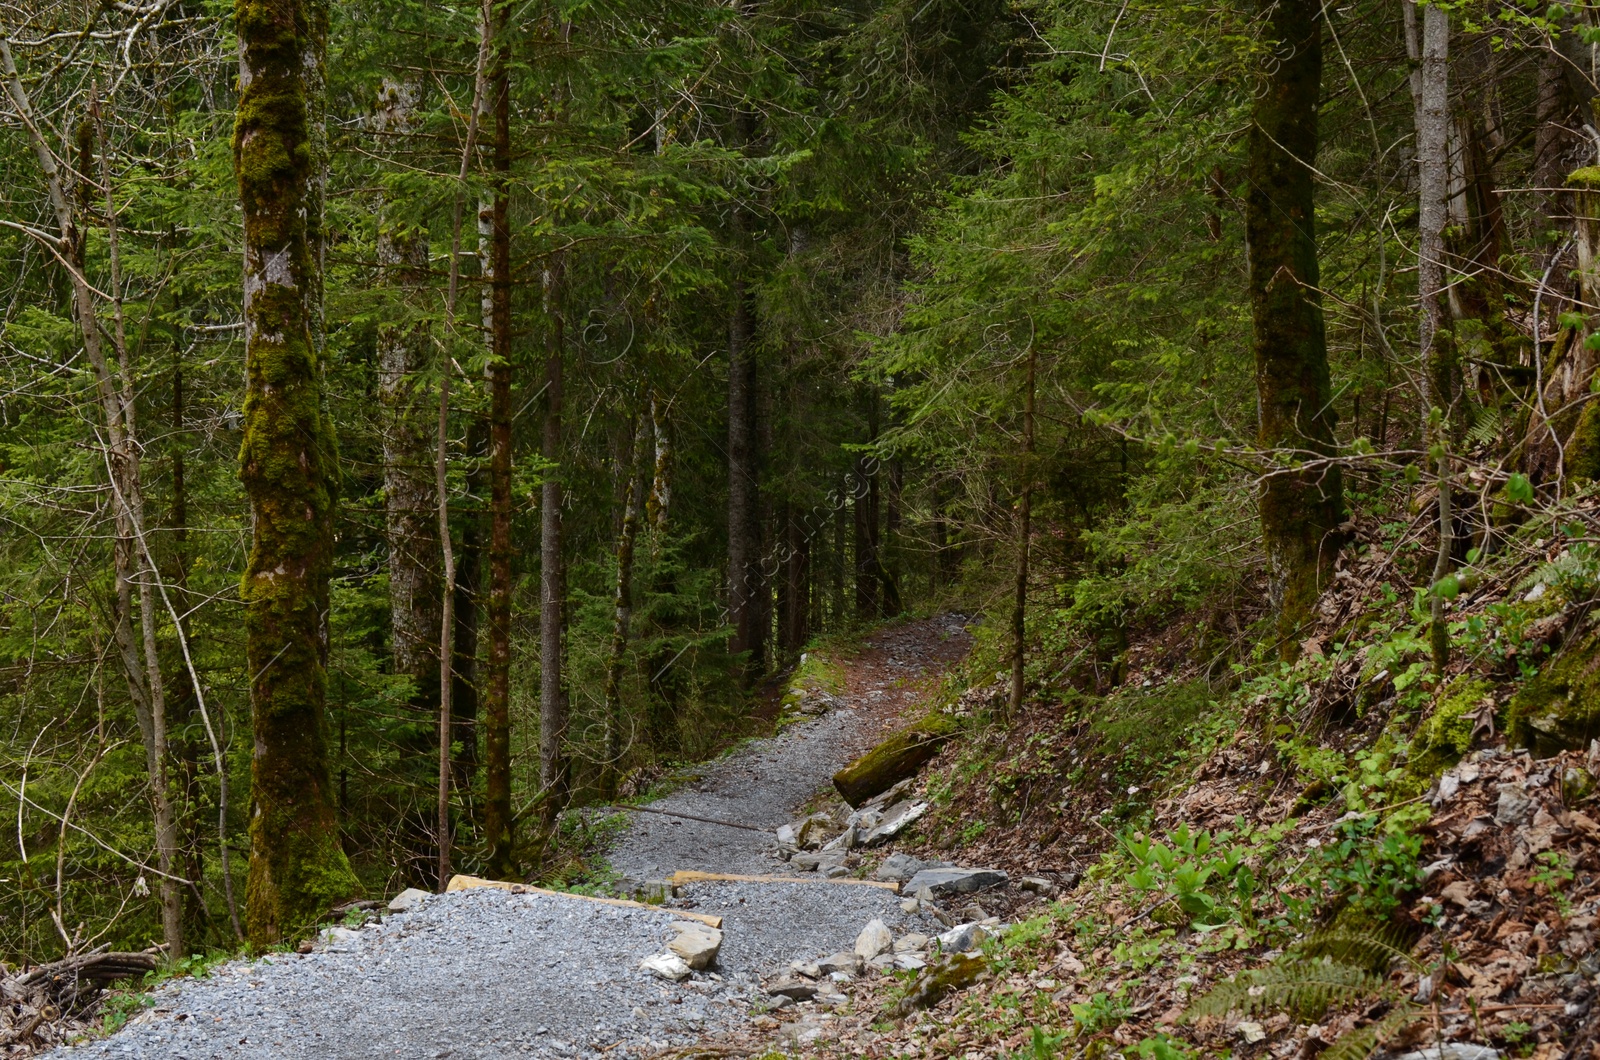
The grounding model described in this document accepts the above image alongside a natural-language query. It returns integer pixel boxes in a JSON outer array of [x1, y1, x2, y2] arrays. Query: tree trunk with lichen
[[234, 0, 356, 944], [1246, 0, 1342, 655], [375, 77, 443, 882]]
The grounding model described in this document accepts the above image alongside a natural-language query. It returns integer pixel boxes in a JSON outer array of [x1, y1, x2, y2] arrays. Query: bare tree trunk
[[603, 415, 647, 796], [727, 231, 760, 671], [647, 390, 673, 553], [233, 0, 355, 943], [1009, 346, 1036, 718], [481, 9, 515, 876], [538, 258, 568, 833], [1414, 1, 1453, 670], [375, 79, 444, 883]]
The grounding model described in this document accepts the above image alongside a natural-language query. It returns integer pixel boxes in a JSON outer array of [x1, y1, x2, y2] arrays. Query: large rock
[[888, 952, 988, 1016], [874, 853, 947, 882], [386, 887, 430, 913], [862, 801, 930, 846], [668, 922, 722, 970], [904, 867, 1008, 897], [1507, 628, 1600, 755], [855, 919, 893, 960], [832, 717, 956, 807]]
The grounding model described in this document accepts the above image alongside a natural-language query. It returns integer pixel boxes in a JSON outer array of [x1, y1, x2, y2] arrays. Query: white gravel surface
[[49, 618, 963, 1059]]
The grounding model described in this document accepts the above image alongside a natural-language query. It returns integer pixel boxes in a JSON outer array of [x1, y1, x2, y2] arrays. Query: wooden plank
[[669, 870, 901, 893], [444, 874, 723, 928]]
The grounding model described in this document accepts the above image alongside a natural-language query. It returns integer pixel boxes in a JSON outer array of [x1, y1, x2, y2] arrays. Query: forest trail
[[46, 615, 972, 1060]]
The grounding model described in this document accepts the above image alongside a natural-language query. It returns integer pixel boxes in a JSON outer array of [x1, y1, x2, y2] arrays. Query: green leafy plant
[[1119, 821, 1282, 929], [1531, 851, 1575, 916]]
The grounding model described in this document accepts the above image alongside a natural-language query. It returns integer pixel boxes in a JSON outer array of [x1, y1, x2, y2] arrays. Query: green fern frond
[[1294, 922, 1419, 974], [1320, 1004, 1420, 1060], [1464, 407, 1502, 447], [1185, 958, 1389, 1022]]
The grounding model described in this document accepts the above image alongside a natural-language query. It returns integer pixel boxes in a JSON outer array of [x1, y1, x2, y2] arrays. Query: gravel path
[[50, 616, 970, 1060]]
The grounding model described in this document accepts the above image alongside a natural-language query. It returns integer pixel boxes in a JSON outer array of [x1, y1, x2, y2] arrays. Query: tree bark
[[538, 258, 568, 833], [1245, 0, 1342, 654], [603, 415, 647, 796], [1413, 2, 1453, 671], [375, 80, 444, 878], [1010, 346, 1036, 718], [481, 12, 515, 876], [727, 233, 761, 671], [233, 0, 356, 943]]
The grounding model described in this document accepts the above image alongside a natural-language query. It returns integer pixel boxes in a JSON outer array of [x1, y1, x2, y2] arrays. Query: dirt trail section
[[42, 616, 971, 1060]]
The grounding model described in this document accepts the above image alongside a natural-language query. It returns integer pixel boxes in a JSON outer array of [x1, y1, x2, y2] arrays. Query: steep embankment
[[723, 513, 1600, 1060]]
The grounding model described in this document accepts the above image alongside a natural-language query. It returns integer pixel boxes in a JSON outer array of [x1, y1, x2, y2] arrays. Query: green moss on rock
[[1567, 401, 1600, 483], [833, 714, 957, 807], [1508, 628, 1600, 757], [1409, 677, 1495, 780]]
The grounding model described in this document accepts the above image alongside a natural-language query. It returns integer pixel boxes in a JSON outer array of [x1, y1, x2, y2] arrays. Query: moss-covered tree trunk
[[234, 0, 356, 944], [1246, 0, 1342, 653]]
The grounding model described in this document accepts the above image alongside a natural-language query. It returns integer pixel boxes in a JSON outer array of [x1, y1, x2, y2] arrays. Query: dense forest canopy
[[3, 0, 1600, 969]]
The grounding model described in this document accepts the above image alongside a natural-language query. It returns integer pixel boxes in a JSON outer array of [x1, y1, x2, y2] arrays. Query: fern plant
[[1184, 923, 1424, 1059]]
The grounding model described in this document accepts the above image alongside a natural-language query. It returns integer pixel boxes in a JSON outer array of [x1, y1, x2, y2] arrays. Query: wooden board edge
[[444, 874, 724, 928], [668, 870, 901, 893]]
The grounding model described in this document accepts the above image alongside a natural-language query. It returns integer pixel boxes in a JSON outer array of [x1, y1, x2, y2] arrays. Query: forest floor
[[29, 614, 975, 1059]]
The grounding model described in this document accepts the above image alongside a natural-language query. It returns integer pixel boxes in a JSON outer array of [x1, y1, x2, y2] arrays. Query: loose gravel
[[49, 617, 967, 1060]]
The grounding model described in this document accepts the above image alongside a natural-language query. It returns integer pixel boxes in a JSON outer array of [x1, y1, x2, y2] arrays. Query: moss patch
[[1508, 627, 1600, 756], [1409, 678, 1494, 780]]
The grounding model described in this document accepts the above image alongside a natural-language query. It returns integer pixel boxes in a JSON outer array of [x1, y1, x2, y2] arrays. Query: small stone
[[767, 977, 819, 1001], [1392, 1046, 1502, 1060], [1237, 1021, 1267, 1043], [893, 953, 927, 971], [640, 953, 692, 981], [766, 994, 795, 1011], [893, 933, 929, 953], [796, 814, 838, 850], [818, 951, 865, 976], [822, 861, 851, 879], [668, 922, 722, 970], [1018, 876, 1055, 895], [822, 823, 859, 851], [1563, 765, 1596, 804], [904, 867, 1008, 897], [775, 823, 798, 845], [899, 898, 920, 914], [790, 960, 822, 979], [855, 919, 893, 959], [935, 922, 990, 953], [1495, 785, 1533, 826], [387, 887, 431, 913]]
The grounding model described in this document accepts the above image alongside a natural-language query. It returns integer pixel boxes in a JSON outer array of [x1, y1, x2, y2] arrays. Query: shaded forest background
[[4, 0, 1600, 968]]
